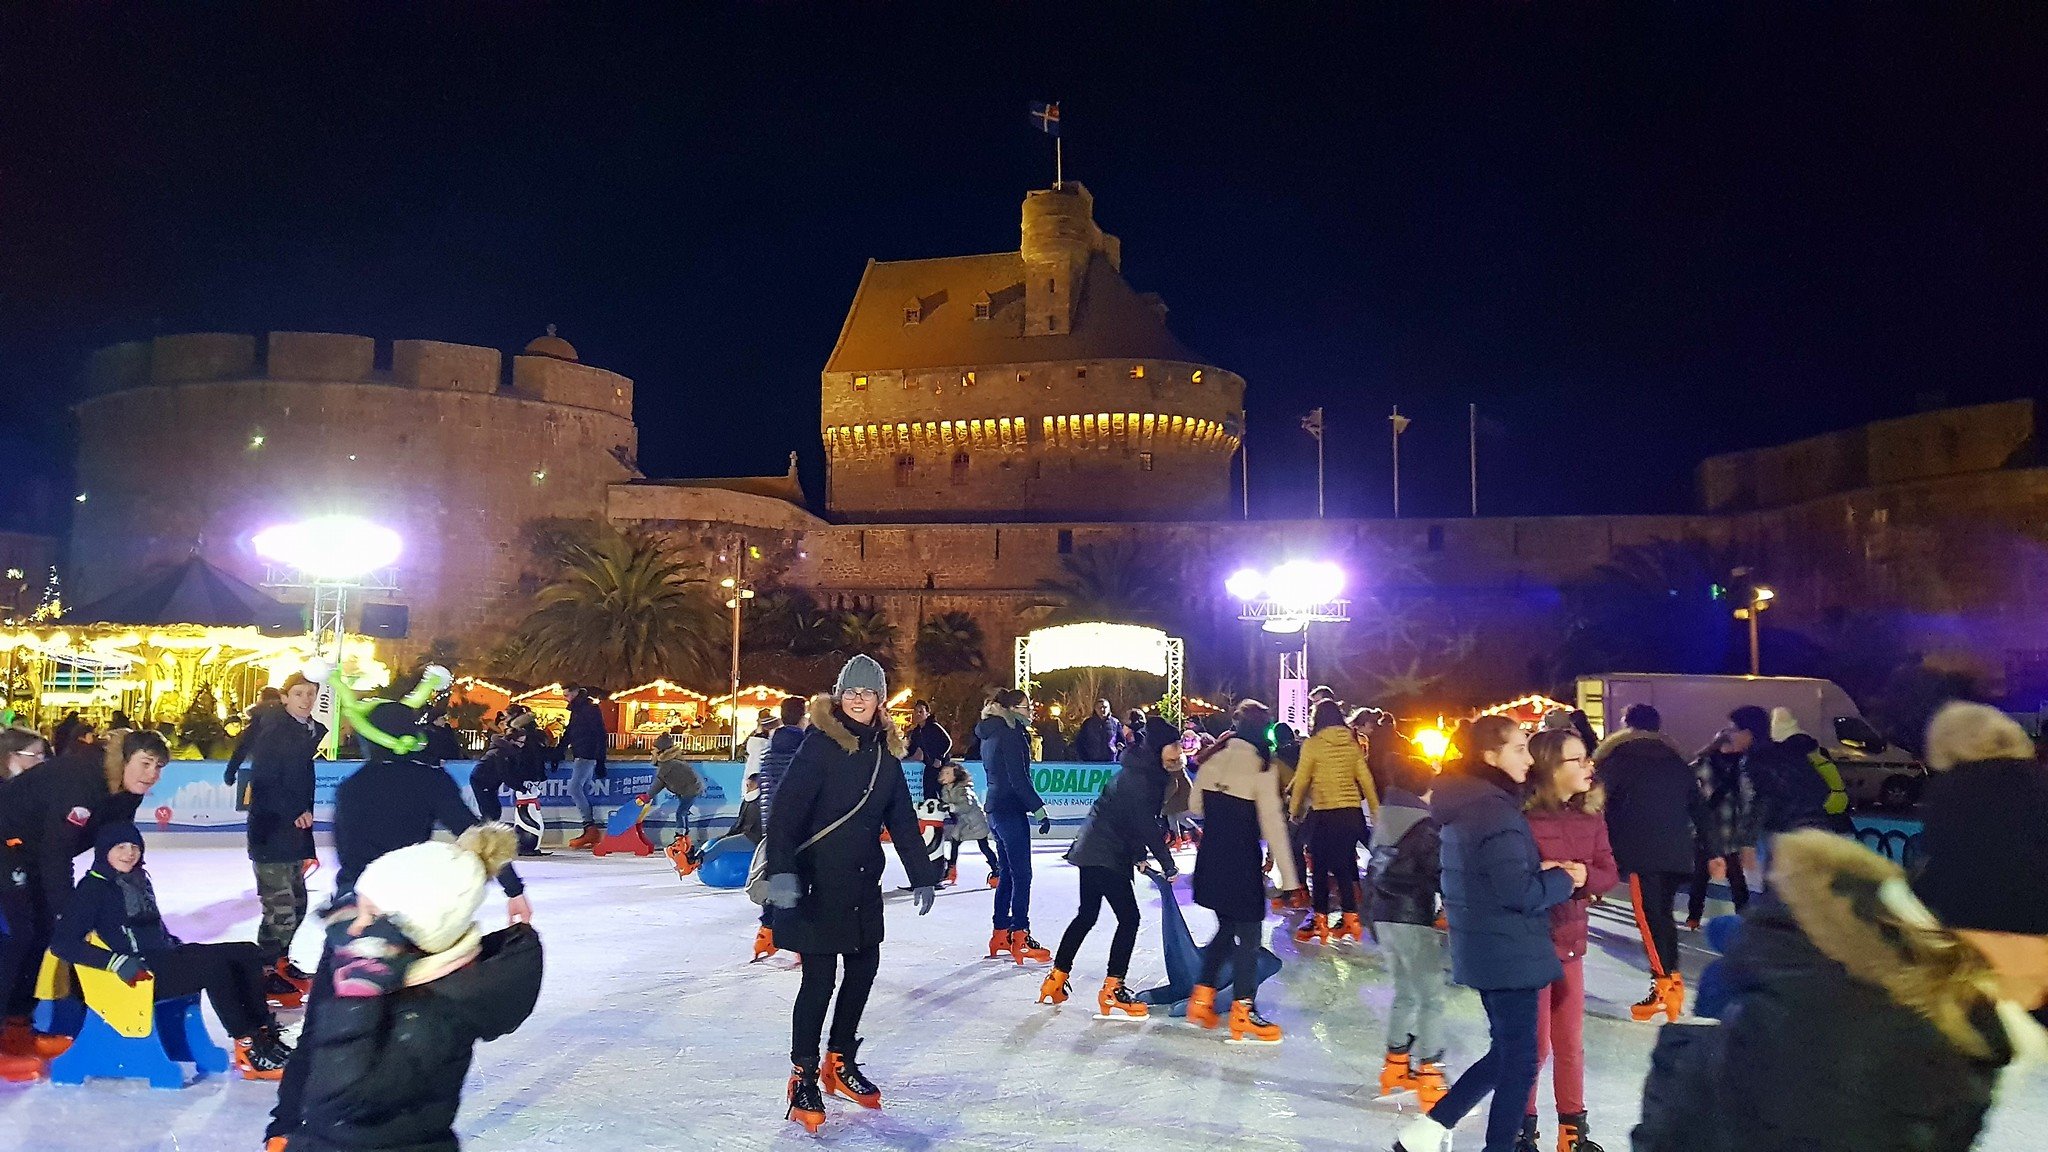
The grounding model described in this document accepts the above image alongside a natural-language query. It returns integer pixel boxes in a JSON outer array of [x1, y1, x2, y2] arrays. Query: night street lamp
[[718, 539, 759, 758], [1227, 560, 1351, 732], [1733, 585, 1775, 676]]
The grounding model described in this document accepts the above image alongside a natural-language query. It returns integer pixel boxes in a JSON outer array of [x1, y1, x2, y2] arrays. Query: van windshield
[[1833, 715, 1888, 753]]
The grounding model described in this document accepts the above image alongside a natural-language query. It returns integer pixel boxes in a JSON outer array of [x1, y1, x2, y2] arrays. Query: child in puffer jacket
[[938, 762, 998, 888], [1520, 730, 1620, 1152]]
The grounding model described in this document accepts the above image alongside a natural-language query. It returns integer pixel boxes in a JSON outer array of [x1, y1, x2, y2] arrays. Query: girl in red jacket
[[1519, 729, 1619, 1152]]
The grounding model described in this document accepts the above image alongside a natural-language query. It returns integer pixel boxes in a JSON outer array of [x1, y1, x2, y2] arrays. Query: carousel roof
[[65, 556, 301, 630]]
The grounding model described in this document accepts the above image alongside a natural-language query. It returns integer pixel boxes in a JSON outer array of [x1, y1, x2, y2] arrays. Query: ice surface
[[7, 840, 2046, 1151]]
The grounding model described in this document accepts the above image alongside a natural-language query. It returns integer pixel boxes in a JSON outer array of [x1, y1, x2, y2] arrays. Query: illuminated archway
[[1014, 622, 1184, 719]]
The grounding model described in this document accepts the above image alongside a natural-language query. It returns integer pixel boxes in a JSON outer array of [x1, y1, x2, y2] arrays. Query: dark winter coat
[[1913, 755, 2048, 936], [245, 710, 325, 865], [1432, 771, 1574, 991], [1074, 713, 1118, 762], [765, 696, 941, 955], [1691, 748, 1758, 855], [1750, 738, 1835, 835], [53, 824, 178, 969], [1367, 788, 1441, 927], [560, 695, 607, 764], [975, 706, 1043, 817], [1593, 729, 1696, 876], [224, 699, 284, 782], [756, 723, 806, 837], [293, 924, 544, 1152], [1633, 831, 2041, 1152], [727, 795, 763, 845], [333, 760, 524, 899], [1524, 801, 1620, 960], [0, 749, 144, 912], [1066, 752, 1175, 873], [422, 723, 465, 768], [906, 720, 952, 799]]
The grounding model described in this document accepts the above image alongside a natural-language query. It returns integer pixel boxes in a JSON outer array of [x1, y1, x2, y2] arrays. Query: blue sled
[[1133, 871, 1281, 1016]]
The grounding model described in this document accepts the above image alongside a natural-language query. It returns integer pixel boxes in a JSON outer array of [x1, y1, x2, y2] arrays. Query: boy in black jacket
[[54, 822, 291, 1078], [1368, 762, 1447, 1107], [244, 671, 325, 998]]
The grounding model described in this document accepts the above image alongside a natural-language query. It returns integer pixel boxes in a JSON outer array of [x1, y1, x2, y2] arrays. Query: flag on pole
[[1300, 407, 1324, 439], [1390, 409, 1412, 435], [1029, 101, 1061, 136]]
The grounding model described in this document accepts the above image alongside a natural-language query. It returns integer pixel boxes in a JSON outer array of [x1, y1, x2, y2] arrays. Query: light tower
[[256, 515, 402, 753], [1226, 560, 1351, 734]]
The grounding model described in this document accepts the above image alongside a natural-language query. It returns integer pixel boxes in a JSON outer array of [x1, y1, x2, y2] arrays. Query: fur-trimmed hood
[[806, 693, 906, 758], [980, 701, 1029, 728], [1591, 727, 1680, 762], [1925, 701, 2035, 772], [1771, 830, 2048, 1063]]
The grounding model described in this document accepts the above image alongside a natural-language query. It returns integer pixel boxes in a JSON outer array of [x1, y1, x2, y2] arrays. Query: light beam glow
[[253, 516, 403, 580]]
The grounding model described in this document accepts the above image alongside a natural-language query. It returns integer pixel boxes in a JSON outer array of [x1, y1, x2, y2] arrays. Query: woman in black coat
[[763, 656, 941, 1133], [1634, 829, 2045, 1152], [1040, 714, 1180, 1016]]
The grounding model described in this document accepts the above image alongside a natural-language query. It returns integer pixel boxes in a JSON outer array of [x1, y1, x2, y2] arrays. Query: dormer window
[[903, 299, 923, 325], [973, 292, 992, 321]]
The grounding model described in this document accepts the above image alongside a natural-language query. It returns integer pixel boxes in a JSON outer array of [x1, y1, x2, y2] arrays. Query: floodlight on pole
[[1227, 560, 1351, 732], [257, 515, 404, 755]]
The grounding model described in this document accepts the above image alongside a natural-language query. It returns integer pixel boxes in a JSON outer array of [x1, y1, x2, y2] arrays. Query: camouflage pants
[[253, 861, 307, 964]]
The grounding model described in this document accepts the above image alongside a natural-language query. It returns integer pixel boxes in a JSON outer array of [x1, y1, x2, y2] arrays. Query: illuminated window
[[951, 451, 970, 484], [853, 375, 867, 390], [1139, 452, 1154, 472], [1192, 370, 1203, 384], [895, 454, 915, 485], [1129, 365, 1145, 380], [963, 371, 976, 387]]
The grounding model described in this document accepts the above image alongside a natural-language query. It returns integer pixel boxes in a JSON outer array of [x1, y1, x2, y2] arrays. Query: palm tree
[[915, 611, 986, 677], [1555, 537, 1748, 681], [503, 531, 721, 687], [1034, 541, 1182, 625], [833, 603, 898, 663]]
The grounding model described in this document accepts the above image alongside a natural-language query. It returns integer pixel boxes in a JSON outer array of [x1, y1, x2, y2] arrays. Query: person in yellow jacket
[[1289, 699, 1381, 944]]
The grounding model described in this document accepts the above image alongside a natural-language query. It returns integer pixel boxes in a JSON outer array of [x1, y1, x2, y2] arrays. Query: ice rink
[[7, 838, 2046, 1152]]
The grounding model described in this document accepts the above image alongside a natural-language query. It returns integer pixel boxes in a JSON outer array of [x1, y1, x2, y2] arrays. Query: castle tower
[[819, 184, 1244, 522]]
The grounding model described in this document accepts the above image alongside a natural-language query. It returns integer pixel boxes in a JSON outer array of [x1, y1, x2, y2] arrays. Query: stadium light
[[254, 516, 402, 580]]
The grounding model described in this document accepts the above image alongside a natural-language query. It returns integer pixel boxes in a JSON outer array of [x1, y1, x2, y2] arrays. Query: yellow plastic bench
[[34, 937, 227, 1088]]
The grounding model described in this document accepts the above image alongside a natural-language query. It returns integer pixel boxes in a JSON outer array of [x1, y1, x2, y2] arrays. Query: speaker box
[[359, 602, 410, 639]]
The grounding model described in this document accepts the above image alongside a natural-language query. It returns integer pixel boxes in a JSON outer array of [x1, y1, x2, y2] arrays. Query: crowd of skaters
[[1, 656, 2046, 1152]]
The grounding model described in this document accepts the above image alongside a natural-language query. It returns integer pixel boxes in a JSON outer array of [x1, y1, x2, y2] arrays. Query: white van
[[1575, 673, 1927, 811]]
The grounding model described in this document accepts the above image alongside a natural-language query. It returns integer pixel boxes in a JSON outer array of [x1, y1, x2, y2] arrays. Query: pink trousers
[[1527, 954, 1586, 1116]]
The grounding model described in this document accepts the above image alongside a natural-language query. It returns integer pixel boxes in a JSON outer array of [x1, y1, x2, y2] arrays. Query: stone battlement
[[83, 330, 632, 420]]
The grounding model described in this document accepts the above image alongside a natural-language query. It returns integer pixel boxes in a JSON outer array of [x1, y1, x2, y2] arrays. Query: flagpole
[[1391, 405, 1403, 520], [1469, 402, 1479, 517], [1056, 136, 1063, 189], [1240, 437, 1250, 520], [1314, 411, 1325, 519]]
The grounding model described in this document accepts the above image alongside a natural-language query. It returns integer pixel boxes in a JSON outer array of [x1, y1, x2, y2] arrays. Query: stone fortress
[[67, 184, 2048, 702]]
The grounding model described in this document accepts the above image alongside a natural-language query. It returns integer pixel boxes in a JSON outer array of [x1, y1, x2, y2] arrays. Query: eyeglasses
[[841, 688, 880, 701]]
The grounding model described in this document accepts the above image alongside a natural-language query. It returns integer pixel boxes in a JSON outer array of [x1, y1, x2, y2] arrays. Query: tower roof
[[523, 324, 579, 361], [826, 252, 1197, 373], [824, 184, 1206, 376]]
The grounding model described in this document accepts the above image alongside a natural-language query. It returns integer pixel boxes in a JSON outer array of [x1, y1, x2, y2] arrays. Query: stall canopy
[[66, 556, 301, 630]]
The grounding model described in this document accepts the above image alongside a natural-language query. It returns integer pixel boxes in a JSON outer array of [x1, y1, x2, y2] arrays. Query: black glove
[[911, 886, 936, 915], [223, 765, 238, 787], [108, 952, 149, 986], [1038, 815, 1053, 836], [332, 916, 416, 998]]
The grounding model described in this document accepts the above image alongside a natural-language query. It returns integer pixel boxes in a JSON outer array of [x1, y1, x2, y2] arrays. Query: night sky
[[5, 4, 2044, 534]]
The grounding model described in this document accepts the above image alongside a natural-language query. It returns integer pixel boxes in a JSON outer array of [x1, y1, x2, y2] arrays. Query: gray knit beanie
[[834, 654, 888, 699]]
